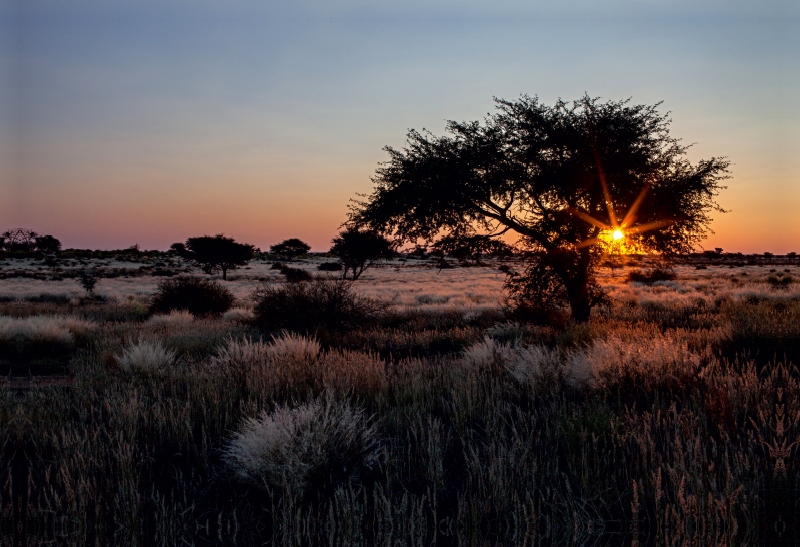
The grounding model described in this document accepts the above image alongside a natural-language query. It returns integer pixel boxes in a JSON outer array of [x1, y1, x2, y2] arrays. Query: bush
[[252, 278, 381, 334], [149, 277, 235, 317], [627, 265, 676, 284], [223, 395, 379, 492], [318, 261, 343, 272], [77, 270, 100, 294], [280, 265, 313, 282]]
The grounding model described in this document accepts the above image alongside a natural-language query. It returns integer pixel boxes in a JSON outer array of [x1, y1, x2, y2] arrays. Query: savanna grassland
[[1, 252, 799, 546]]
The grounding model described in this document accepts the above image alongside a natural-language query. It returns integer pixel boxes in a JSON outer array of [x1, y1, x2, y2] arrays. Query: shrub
[[149, 277, 235, 317], [318, 261, 343, 272], [628, 265, 677, 284], [767, 273, 792, 288], [223, 395, 379, 492], [77, 270, 100, 294], [252, 278, 381, 334], [280, 265, 313, 282], [115, 338, 176, 375]]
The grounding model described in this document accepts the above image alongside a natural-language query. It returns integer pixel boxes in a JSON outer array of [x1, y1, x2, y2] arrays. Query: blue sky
[[2, 0, 798, 251]]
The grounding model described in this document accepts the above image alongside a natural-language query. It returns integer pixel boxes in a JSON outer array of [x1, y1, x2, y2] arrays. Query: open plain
[[1, 254, 799, 546]]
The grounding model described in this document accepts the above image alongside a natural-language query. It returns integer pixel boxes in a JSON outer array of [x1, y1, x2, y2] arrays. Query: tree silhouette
[[35, 235, 62, 253], [1, 229, 62, 253], [2, 228, 38, 252], [350, 95, 728, 321], [329, 228, 395, 280], [173, 234, 257, 280], [270, 238, 311, 260]]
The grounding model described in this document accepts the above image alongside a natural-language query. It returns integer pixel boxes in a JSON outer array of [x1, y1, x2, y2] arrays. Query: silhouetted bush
[[252, 278, 381, 334], [77, 270, 100, 294], [280, 265, 313, 282], [149, 277, 235, 317], [317, 261, 343, 272], [767, 273, 793, 288], [627, 266, 677, 284]]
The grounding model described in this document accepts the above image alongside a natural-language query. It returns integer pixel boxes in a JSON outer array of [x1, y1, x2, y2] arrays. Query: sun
[[567, 164, 675, 255]]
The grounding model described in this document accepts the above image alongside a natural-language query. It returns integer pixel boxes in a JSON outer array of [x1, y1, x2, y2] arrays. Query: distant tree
[[2, 229, 62, 253], [2, 228, 39, 252], [174, 234, 257, 280], [270, 238, 311, 260], [329, 228, 395, 280], [35, 235, 62, 253], [349, 95, 729, 321]]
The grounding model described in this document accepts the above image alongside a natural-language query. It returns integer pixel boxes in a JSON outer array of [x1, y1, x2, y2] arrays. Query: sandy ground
[[2, 256, 799, 312]]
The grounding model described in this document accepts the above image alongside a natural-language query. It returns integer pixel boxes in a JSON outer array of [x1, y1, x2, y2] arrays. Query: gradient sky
[[2, 0, 798, 252]]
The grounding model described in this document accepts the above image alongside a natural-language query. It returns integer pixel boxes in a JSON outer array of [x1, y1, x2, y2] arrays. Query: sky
[[2, 0, 798, 253]]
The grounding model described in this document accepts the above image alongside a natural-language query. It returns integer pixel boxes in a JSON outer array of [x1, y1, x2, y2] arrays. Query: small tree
[[77, 270, 100, 294], [329, 228, 395, 280], [270, 238, 311, 260], [173, 234, 257, 280]]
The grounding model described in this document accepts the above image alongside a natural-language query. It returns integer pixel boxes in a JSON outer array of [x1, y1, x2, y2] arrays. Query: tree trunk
[[561, 248, 593, 323], [222, 267, 227, 281]]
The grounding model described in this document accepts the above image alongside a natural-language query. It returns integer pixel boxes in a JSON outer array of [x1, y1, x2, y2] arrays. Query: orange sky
[[3, 1, 798, 253]]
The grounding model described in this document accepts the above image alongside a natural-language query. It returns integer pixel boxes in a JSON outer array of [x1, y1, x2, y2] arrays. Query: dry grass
[[1, 256, 798, 545], [115, 338, 177, 375], [224, 395, 380, 492]]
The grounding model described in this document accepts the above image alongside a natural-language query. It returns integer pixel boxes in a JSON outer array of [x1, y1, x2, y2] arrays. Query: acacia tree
[[172, 234, 257, 280], [329, 228, 395, 280], [270, 238, 311, 260], [1, 229, 62, 253], [350, 95, 728, 321]]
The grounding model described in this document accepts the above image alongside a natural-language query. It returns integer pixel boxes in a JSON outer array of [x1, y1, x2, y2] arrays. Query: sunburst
[[567, 162, 674, 255]]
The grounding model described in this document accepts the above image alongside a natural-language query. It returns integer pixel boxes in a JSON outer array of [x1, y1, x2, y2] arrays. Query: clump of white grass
[[146, 309, 194, 327], [462, 337, 517, 370], [584, 334, 702, 378], [267, 331, 321, 363], [461, 337, 594, 388], [211, 337, 272, 370], [0, 315, 96, 348], [222, 307, 254, 322], [115, 338, 176, 375], [224, 395, 380, 491], [212, 332, 320, 370]]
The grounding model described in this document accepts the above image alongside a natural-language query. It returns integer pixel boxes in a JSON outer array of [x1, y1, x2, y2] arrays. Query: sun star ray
[[620, 181, 652, 228], [624, 219, 676, 235], [567, 207, 609, 230], [592, 147, 619, 227]]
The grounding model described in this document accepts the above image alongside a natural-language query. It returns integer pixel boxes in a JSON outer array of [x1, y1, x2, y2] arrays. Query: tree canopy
[[350, 95, 729, 321], [1, 229, 61, 253], [172, 234, 257, 280], [329, 228, 395, 280], [270, 238, 311, 260]]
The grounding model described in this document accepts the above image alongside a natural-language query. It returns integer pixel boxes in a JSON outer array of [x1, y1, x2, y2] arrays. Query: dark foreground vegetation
[[1, 273, 799, 547]]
